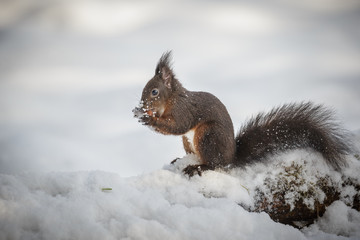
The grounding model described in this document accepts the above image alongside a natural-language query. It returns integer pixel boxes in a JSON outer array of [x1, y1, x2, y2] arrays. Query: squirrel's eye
[[151, 88, 159, 97]]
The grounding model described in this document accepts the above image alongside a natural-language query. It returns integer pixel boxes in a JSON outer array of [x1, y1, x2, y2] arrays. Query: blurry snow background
[[0, 0, 360, 176]]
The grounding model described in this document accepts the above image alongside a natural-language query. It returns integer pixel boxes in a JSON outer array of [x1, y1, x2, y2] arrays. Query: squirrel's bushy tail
[[235, 102, 352, 170]]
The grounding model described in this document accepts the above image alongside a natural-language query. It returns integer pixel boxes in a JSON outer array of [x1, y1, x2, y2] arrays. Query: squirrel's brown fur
[[133, 51, 352, 176]]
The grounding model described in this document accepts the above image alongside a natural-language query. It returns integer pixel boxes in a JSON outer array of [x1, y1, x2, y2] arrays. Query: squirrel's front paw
[[133, 105, 155, 125], [183, 164, 213, 177], [139, 112, 157, 126], [139, 115, 152, 125]]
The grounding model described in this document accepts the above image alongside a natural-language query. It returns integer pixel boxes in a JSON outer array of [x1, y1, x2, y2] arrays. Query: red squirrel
[[133, 51, 352, 176]]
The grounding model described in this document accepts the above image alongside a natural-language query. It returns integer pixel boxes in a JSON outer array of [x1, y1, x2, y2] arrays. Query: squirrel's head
[[134, 51, 182, 119]]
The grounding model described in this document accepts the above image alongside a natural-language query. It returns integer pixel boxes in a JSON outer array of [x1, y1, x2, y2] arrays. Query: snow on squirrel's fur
[[0, 137, 360, 240]]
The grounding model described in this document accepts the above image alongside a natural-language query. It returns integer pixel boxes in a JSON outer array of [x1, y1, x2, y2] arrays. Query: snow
[[1, 150, 360, 240]]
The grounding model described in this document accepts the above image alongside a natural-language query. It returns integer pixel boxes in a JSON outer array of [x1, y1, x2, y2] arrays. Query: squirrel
[[133, 51, 352, 177]]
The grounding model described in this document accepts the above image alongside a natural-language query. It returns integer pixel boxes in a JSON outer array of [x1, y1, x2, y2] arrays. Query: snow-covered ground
[[1, 0, 360, 239], [1, 149, 360, 240]]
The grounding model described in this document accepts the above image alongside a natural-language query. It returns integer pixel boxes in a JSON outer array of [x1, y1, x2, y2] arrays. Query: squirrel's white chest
[[184, 129, 196, 153]]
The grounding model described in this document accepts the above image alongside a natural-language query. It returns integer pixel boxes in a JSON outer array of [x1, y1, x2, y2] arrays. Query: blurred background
[[0, 0, 359, 177]]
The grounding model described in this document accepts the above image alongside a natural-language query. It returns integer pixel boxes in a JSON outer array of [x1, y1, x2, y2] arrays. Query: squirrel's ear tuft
[[155, 51, 174, 89]]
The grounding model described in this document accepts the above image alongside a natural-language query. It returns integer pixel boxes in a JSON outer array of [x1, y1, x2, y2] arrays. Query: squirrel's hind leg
[[195, 123, 235, 168], [183, 164, 214, 177]]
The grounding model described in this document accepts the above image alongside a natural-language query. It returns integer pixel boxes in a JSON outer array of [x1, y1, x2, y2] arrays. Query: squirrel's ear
[[156, 51, 174, 89], [161, 67, 172, 89]]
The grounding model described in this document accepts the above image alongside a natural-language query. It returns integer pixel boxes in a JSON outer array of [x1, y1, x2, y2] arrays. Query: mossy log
[[248, 169, 360, 228]]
